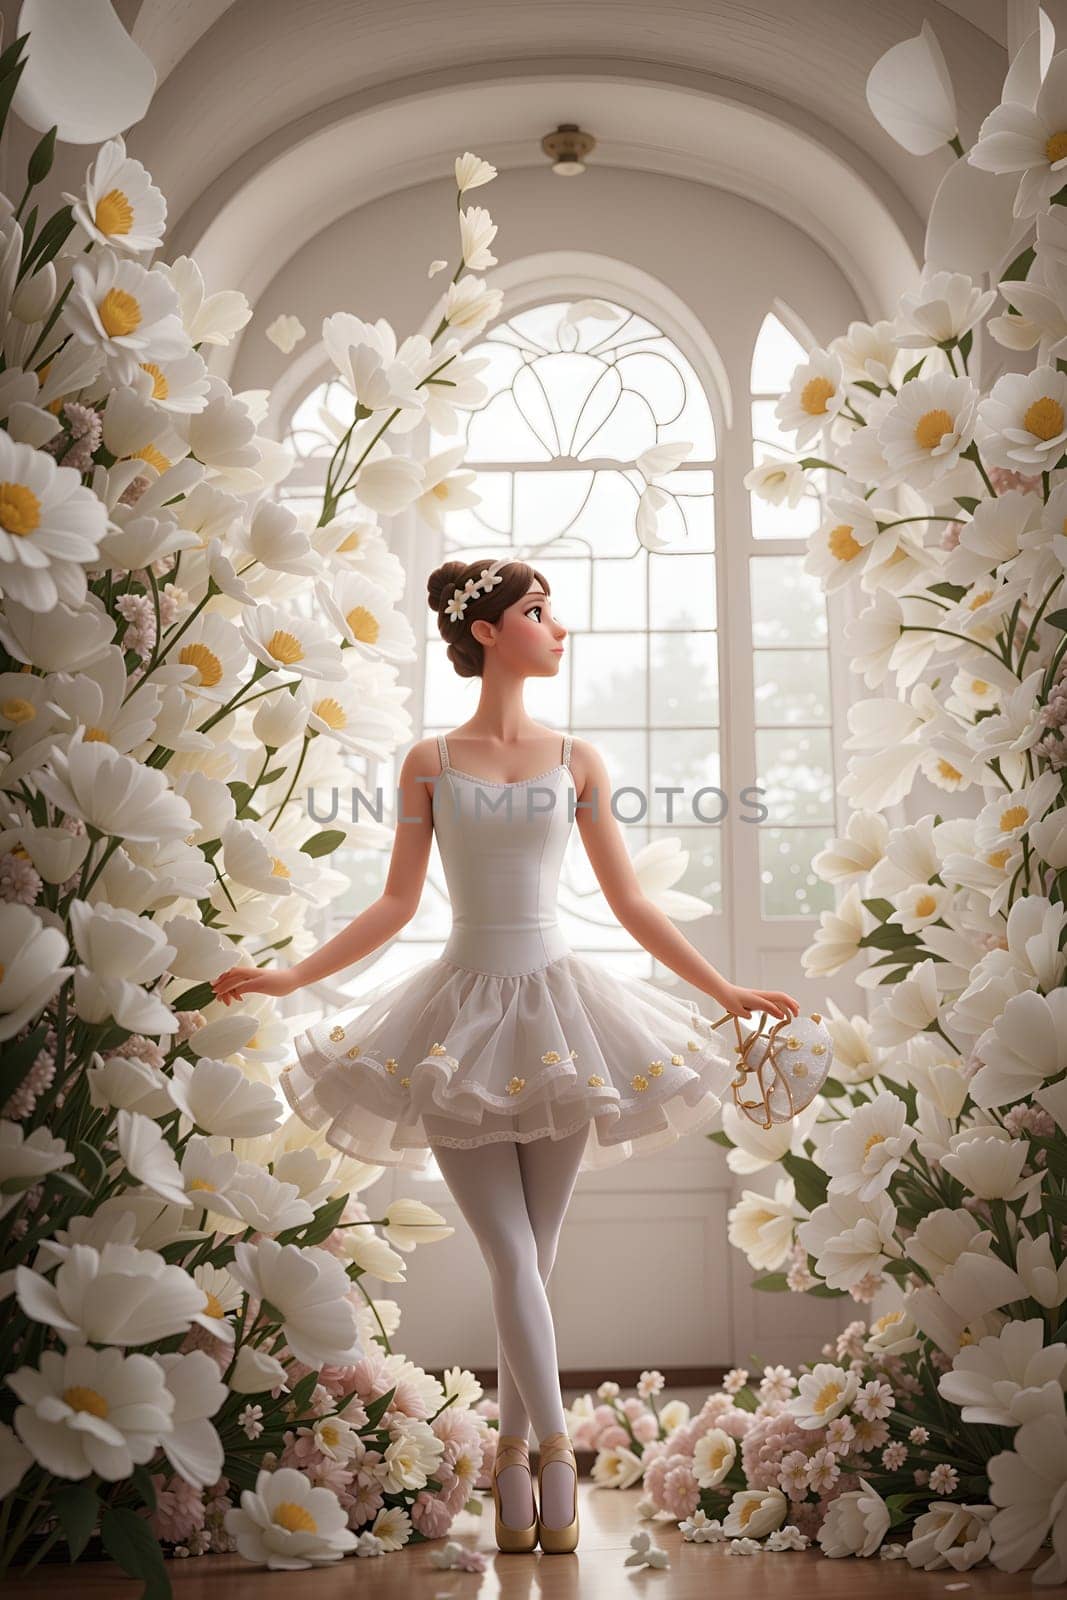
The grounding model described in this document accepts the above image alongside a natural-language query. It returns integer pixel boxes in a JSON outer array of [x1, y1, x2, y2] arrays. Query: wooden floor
[[4, 1484, 1043, 1597]]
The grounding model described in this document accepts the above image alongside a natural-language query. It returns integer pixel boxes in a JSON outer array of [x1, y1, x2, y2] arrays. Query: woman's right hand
[[211, 965, 300, 1006], [715, 983, 800, 1023]]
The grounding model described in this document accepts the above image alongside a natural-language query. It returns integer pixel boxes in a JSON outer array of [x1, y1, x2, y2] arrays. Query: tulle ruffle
[[279, 950, 737, 1173]]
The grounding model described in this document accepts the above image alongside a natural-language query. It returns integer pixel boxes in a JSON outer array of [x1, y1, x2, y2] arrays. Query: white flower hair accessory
[[443, 557, 509, 622]]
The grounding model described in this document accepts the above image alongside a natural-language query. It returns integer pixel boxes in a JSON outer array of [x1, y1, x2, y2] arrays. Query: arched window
[[418, 296, 725, 990], [278, 296, 847, 1012]]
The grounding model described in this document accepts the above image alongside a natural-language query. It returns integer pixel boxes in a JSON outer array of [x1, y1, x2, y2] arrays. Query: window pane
[[650, 730, 721, 825], [650, 822, 723, 915], [753, 649, 830, 725], [755, 727, 835, 825], [593, 554, 648, 630], [651, 633, 718, 726], [649, 552, 716, 627], [759, 826, 836, 918], [750, 556, 827, 646], [750, 312, 807, 392], [571, 633, 649, 727]]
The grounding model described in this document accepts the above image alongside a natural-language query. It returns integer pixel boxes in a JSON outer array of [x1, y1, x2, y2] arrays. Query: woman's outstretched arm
[[211, 737, 439, 1004], [571, 737, 799, 1022]]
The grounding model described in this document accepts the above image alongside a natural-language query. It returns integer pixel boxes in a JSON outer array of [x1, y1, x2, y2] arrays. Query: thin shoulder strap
[[562, 733, 572, 770], [437, 732, 450, 771]]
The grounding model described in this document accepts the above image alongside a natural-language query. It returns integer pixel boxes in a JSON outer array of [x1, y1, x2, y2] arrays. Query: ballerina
[[212, 554, 800, 1553]]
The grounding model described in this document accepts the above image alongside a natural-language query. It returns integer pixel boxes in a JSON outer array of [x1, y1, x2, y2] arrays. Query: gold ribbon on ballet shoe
[[708, 1009, 797, 1131]]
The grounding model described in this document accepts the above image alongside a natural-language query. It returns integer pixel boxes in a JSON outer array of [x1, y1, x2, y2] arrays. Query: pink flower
[[632, 1413, 659, 1443], [570, 1418, 599, 1450], [410, 1490, 455, 1539], [599, 1424, 631, 1449], [661, 1458, 700, 1520], [621, 1396, 647, 1419], [148, 1472, 205, 1545]]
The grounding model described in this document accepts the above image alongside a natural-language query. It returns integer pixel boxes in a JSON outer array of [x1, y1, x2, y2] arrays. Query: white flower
[[155, 256, 252, 348], [454, 152, 497, 192], [727, 1535, 764, 1554], [427, 259, 448, 277], [726, 1176, 798, 1270], [63, 249, 189, 387], [637, 441, 694, 480], [69, 901, 176, 1036], [369, 1503, 413, 1551], [315, 568, 417, 662], [458, 205, 498, 270], [34, 730, 196, 843], [875, 372, 979, 491], [0, 432, 108, 611], [312, 1413, 361, 1463], [787, 1363, 860, 1430], [802, 882, 869, 978], [86, 1052, 172, 1117], [220, 1164, 315, 1235], [888, 881, 951, 934], [821, 1091, 916, 1201], [937, 1319, 1067, 1428], [591, 1444, 644, 1488], [16, 1241, 205, 1347], [380, 1419, 445, 1493], [62, 134, 166, 255], [156, 1351, 227, 1488], [722, 1486, 788, 1538], [320, 313, 424, 412], [970, 988, 1067, 1109], [167, 1058, 282, 1139], [866, 21, 957, 155], [239, 603, 345, 681], [229, 1345, 289, 1396], [976, 363, 1067, 469], [774, 348, 846, 448], [969, 53, 1067, 219], [380, 1198, 453, 1251], [816, 1477, 891, 1557], [867, 958, 941, 1047], [224, 1466, 357, 1569], [265, 314, 305, 354], [443, 276, 503, 336], [988, 1412, 1067, 1585], [414, 444, 479, 533], [692, 1427, 737, 1488], [0, 1122, 72, 1219], [796, 1189, 900, 1290], [116, 1110, 189, 1208], [940, 1132, 1035, 1202], [340, 1227, 406, 1283], [904, 1500, 995, 1571], [743, 455, 807, 506], [974, 769, 1061, 857], [864, 1309, 921, 1357], [8, 1345, 174, 1481], [892, 269, 996, 349], [228, 1239, 363, 1368]]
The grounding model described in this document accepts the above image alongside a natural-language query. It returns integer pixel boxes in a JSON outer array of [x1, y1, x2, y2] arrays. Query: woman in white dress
[[212, 555, 800, 1553]]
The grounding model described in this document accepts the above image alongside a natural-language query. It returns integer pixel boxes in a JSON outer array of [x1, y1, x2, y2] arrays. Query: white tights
[[431, 1122, 587, 1528]]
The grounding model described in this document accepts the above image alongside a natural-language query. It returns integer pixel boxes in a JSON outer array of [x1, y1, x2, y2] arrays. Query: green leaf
[[705, 1129, 733, 1149], [301, 829, 346, 858], [929, 578, 969, 598], [958, 329, 973, 361], [364, 1384, 397, 1428], [820, 1076, 845, 1097], [73, 1139, 108, 1191], [0, 35, 29, 144], [132, 1463, 158, 1512], [99, 1507, 172, 1599], [903, 357, 926, 384], [1000, 245, 1035, 283], [861, 925, 919, 951], [751, 1272, 790, 1291], [1044, 608, 1067, 632], [47, 1169, 91, 1199], [780, 1151, 827, 1213], [27, 125, 57, 185], [860, 897, 895, 922], [51, 1482, 101, 1560]]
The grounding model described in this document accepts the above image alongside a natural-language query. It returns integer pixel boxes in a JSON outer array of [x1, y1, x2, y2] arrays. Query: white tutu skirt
[[279, 950, 737, 1173]]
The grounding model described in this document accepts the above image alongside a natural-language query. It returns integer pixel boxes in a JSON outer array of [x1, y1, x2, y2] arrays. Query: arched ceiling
[[106, 0, 1011, 376]]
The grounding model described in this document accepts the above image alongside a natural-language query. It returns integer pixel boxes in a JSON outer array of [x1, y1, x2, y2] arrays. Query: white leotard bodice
[[432, 731, 575, 977]]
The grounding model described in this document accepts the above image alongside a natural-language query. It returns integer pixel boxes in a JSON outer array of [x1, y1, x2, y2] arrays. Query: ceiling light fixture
[[541, 123, 596, 176]]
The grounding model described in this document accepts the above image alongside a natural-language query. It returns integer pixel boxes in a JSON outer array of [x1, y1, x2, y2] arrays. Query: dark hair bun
[[425, 557, 551, 680]]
